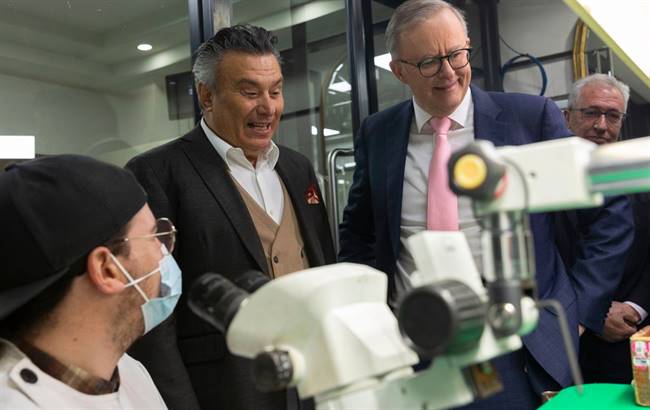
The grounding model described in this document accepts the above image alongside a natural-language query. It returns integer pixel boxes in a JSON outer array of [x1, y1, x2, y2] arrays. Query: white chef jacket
[[0, 338, 167, 409]]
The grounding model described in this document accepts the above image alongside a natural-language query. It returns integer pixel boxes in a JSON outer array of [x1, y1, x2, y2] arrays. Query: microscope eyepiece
[[188, 271, 268, 333]]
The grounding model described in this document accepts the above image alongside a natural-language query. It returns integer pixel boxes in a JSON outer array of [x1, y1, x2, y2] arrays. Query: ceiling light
[[137, 43, 153, 51], [374, 53, 392, 71], [310, 126, 341, 137], [324, 128, 340, 137], [0, 135, 35, 159], [328, 80, 352, 93]]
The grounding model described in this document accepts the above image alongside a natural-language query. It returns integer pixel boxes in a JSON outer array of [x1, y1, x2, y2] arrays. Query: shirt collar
[[201, 118, 279, 170], [13, 338, 120, 395], [413, 87, 473, 133]]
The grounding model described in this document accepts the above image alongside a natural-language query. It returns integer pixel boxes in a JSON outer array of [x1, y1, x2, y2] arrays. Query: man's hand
[[599, 301, 640, 343], [578, 324, 585, 336]]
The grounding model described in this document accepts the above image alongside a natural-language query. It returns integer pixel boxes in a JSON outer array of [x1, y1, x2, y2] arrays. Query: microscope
[[190, 136, 650, 409]]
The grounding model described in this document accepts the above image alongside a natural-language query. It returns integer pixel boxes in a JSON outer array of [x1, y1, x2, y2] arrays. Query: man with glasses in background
[[0, 155, 180, 409], [339, 1, 632, 408], [558, 73, 649, 385], [565, 73, 629, 145]]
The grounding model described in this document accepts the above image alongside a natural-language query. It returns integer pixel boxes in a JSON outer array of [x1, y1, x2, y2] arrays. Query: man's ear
[[86, 247, 127, 295], [197, 82, 214, 113], [389, 60, 407, 84]]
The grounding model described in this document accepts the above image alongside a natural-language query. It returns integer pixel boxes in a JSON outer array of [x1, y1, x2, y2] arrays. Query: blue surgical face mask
[[110, 245, 182, 334]]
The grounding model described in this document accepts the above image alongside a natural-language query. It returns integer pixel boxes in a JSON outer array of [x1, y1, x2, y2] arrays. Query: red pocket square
[[305, 183, 320, 205]]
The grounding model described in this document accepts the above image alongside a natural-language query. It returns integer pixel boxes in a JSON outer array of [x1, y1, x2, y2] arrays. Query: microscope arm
[[449, 136, 650, 216]]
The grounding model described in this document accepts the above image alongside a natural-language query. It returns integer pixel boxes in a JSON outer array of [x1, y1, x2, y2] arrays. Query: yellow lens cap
[[453, 154, 487, 189]]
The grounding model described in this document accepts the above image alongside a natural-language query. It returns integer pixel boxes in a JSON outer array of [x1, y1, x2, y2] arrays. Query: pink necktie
[[427, 116, 458, 231]]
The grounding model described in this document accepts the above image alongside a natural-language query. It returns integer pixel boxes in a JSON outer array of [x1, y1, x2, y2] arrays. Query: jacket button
[[273, 256, 279, 263], [20, 368, 38, 384]]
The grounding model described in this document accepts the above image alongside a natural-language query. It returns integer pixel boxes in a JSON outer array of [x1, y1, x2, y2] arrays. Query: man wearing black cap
[[0, 155, 180, 409]]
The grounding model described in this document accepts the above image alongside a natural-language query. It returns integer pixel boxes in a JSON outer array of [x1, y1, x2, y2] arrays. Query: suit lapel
[[276, 156, 325, 267], [471, 85, 512, 147], [180, 128, 268, 274], [385, 101, 414, 258]]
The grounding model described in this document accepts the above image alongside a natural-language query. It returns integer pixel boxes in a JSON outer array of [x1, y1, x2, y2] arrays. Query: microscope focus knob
[[398, 279, 486, 360], [252, 349, 293, 392]]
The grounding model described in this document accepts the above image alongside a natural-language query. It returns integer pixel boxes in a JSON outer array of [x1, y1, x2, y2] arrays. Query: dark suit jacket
[[558, 193, 650, 383], [125, 126, 336, 410], [338, 85, 633, 390]]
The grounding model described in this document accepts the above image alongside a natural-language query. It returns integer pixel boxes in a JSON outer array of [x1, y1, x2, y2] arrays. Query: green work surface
[[539, 383, 646, 409]]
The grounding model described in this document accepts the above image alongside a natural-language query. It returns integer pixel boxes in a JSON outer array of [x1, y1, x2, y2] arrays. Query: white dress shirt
[[201, 119, 284, 224], [393, 89, 482, 305], [626, 301, 648, 323]]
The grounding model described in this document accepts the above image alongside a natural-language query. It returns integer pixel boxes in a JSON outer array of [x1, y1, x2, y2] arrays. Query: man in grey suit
[[126, 25, 336, 410]]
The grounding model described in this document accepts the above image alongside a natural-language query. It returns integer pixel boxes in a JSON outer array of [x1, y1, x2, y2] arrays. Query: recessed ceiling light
[[137, 43, 153, 51]]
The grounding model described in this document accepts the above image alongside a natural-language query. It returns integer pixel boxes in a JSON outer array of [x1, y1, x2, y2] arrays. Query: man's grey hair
[[385, 0, 468, 58], [192, 24, 281, 90], [568, 73, 630, 112]]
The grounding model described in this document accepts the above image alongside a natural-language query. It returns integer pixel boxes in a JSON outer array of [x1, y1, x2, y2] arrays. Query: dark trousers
[[580, 331, 633, 384]]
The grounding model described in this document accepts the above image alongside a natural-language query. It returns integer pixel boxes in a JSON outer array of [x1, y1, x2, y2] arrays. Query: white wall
[[0, 72, 194, 166], [495, 0, 577, 98], [494, 0, 649, 102], [499, 0, 577, 58], [462, 0, 574, 97]]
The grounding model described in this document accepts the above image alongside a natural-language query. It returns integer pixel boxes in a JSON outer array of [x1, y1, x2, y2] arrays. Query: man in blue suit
[[558, 74, 649, 384], [339, 0, 633, 408]]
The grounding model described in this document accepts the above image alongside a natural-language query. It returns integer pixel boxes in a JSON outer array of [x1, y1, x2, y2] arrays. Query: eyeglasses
[[398, 48, 472, 78], [570, 107, 626, 124], [110, 218, 177, 253]]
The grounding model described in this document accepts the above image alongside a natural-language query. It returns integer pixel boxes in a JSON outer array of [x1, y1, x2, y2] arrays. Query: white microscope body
[[226, 263, 419, 402], [224, 232, 539, 409]]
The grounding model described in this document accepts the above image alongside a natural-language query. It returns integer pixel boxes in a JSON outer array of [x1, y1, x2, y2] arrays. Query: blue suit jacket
[[559, 193, 648, 383], [339, 85, 633, 388]]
